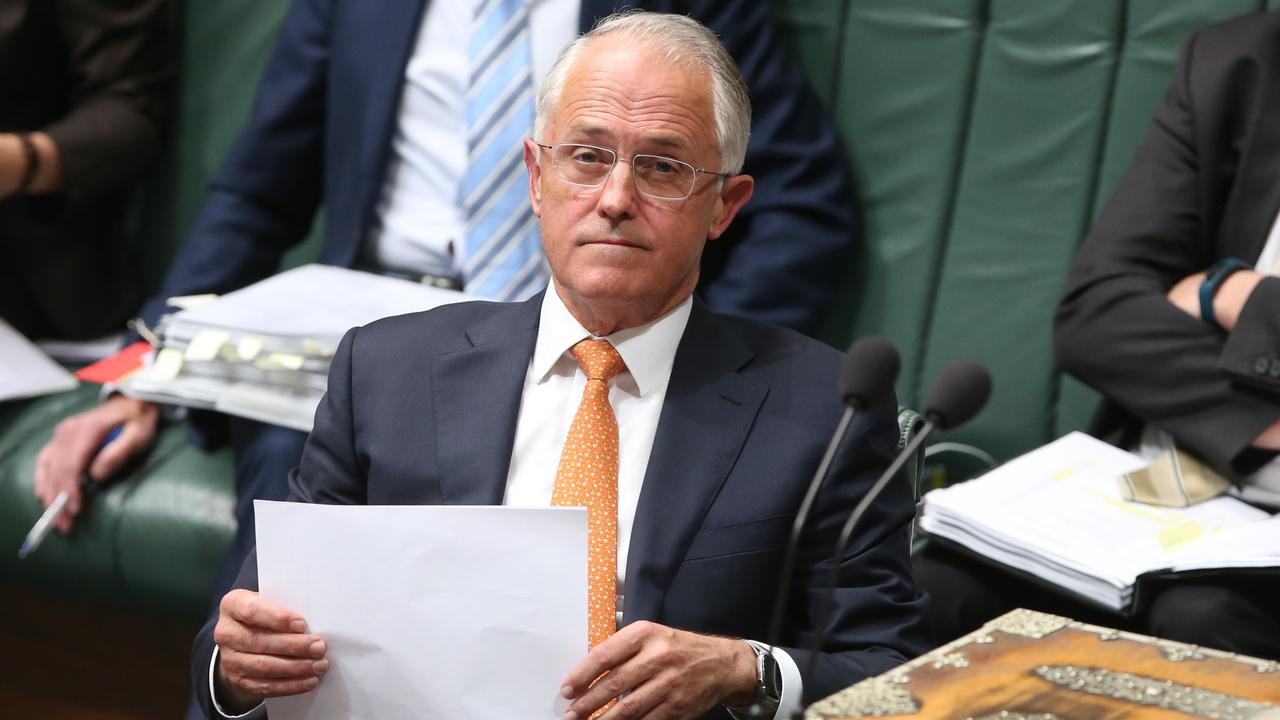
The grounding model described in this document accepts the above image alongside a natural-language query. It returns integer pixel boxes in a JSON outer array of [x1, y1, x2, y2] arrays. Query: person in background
[[917, 10, 1280, 662], [33, 0, 856, 638], [0, 0, 174, 340]]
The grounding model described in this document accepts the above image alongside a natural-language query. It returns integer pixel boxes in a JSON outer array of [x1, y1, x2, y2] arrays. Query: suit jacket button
[[1256, 357, 1271, 375], [1270, 360, 1280, 378]]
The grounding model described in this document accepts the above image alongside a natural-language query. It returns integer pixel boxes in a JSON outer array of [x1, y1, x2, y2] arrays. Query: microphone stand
[[744, 405, 857, 719], [800, 419, 936, 706]]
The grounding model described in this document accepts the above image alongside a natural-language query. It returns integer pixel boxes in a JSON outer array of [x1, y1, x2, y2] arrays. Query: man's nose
[[596, 160, 638, 218]]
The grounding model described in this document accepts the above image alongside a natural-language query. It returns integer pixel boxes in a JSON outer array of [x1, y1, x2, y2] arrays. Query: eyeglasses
[[534, 142, 730, 200]]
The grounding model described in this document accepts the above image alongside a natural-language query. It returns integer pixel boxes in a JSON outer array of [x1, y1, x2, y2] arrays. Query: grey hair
[[534, 11, 752, 175]]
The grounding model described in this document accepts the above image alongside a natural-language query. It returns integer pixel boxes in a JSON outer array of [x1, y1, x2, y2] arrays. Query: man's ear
[[524, 139, 543, 217], [707, 174, 754, 241]]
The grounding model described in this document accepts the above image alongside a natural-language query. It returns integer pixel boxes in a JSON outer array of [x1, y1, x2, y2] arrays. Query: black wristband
[[15, 133, 39, 193], [1198, 257, 1251, 332]]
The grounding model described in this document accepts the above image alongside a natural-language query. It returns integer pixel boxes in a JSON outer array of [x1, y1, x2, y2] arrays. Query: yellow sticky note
[[166, 293, 219, 310], [259, 352, 305, 371], [237, 337, 264, 361], [301, 339, 335, 358], [185, 330, 231, 362], [150, 348, 185, 382]]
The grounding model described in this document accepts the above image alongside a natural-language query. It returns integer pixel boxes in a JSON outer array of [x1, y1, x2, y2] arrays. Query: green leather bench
[[4, 0, 1277, 620]]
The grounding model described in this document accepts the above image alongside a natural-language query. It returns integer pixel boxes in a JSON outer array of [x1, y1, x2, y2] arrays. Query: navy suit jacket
[[191, 296, 928, 719], [141, 0, 855, 337]]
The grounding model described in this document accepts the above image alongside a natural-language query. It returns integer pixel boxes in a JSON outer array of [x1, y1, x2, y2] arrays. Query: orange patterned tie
[[553, 339, 626, 650]]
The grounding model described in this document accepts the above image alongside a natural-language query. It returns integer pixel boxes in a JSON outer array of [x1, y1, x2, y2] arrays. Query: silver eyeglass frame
[[533, 142, 731, 200]]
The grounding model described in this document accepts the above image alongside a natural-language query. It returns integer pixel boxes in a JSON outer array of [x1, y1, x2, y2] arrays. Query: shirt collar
[[533, 281, 693, 397]]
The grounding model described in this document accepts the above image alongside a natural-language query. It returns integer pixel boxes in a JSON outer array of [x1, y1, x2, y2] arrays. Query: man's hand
[[213, 589, 329, 714], [1255, 418, 1280, 451], [559, 621, 757, 720], [33, 395, 160, 533], [1167, 269, 1264, 331]]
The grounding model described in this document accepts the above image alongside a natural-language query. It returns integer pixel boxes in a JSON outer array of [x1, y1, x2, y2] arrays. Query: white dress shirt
[[503, 281, 689, 613], [361, 0, 578, 280]]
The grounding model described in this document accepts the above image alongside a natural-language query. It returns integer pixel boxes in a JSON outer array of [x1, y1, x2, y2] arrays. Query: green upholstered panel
[[113, 430, 235, 617], [919, 0, 1124, 461], [769, 0, 848, 106], [819, 0, 986, 407], [1090, 0, 1263, 212], [0, 385, 234, 619]]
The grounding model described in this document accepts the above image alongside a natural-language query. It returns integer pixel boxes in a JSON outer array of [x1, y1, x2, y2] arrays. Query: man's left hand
[[559, 621, 757, 720]]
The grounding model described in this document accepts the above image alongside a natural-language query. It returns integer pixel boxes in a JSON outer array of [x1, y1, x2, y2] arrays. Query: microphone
[[746, 338, 899, 719], [799, 359, 992, 709]]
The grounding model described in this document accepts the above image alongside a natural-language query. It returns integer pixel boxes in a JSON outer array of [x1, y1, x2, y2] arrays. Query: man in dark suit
[[195, 12, 926, 720], [1054, 9, 1280, 658], [34, 0, 856, 614], [917, 10, 1280, 662]]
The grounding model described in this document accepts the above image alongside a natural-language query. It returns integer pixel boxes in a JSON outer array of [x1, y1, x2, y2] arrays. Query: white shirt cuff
[[772, 645, 802, 719], [727, 641, 803, 720], [209, 645, 266, 719]]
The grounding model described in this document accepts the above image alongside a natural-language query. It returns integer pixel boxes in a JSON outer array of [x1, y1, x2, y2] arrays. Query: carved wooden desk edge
[[805, 608, 1280, 720]]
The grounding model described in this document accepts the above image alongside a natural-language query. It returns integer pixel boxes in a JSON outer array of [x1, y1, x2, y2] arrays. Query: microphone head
[[839, 337, 900, 409], [923, 360, 992, 430]]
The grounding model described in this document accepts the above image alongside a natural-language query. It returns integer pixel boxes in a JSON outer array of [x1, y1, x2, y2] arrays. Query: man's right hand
[[33, 394, 160, 533], [213, 589, 328, 713]]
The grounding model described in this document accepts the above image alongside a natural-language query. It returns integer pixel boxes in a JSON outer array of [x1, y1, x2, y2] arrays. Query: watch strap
[[1199, 257, 1251, 331], [743, 640, 782, 711]]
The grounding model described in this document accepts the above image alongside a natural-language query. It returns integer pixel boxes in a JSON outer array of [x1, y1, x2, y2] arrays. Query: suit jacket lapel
[[623, 302, 768, 624], [1221, 57, 1280, 262], [432, 295, 541, 505]]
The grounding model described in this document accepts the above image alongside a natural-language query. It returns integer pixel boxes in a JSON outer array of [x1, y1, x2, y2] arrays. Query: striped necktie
[[462, 0, 548, 301]]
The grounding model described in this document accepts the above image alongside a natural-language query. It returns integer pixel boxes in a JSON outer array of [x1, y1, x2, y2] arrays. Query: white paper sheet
[[173, 264, 476, 345], [0, 318, 77, 402], [920, 432, 1275, 609], [255, 501, 587, 720]]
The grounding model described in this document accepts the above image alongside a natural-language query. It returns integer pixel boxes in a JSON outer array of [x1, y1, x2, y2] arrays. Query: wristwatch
[[740, 640, 783, 716]]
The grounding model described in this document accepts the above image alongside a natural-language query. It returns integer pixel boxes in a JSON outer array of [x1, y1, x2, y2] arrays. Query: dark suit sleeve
[[190, 325, 368, 717], [1220, 277, 1280, 396], [290, 326, 370, 505], [142, 0, 333, 327], [43, 0, 173, 195], [673, 0, 857, 336], [1053, 29, 1280, 478], [780, 397, 930, 699]]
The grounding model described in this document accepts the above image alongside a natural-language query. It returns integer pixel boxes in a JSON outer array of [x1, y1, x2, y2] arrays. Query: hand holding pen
[[31, 394, 161, 536]]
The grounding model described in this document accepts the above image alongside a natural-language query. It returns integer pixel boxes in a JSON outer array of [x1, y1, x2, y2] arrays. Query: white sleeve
[[725, 642, 803, 720], [208, 645, 267, 719]]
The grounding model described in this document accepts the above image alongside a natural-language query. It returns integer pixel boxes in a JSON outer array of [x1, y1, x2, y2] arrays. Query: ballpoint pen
[[18, 425, 122, 559]]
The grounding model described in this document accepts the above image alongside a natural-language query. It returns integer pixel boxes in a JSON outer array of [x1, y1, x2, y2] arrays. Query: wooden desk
[[808, 609, 1280, 720]]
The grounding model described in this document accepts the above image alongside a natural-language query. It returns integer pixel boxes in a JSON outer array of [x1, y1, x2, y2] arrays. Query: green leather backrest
[[774, 0, 1280, 467]]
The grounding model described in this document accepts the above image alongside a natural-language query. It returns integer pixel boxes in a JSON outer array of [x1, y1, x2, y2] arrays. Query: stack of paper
[[919, 432, 1279, 611], [0, 318, 78, 402], [121, 265, 477, 431]]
